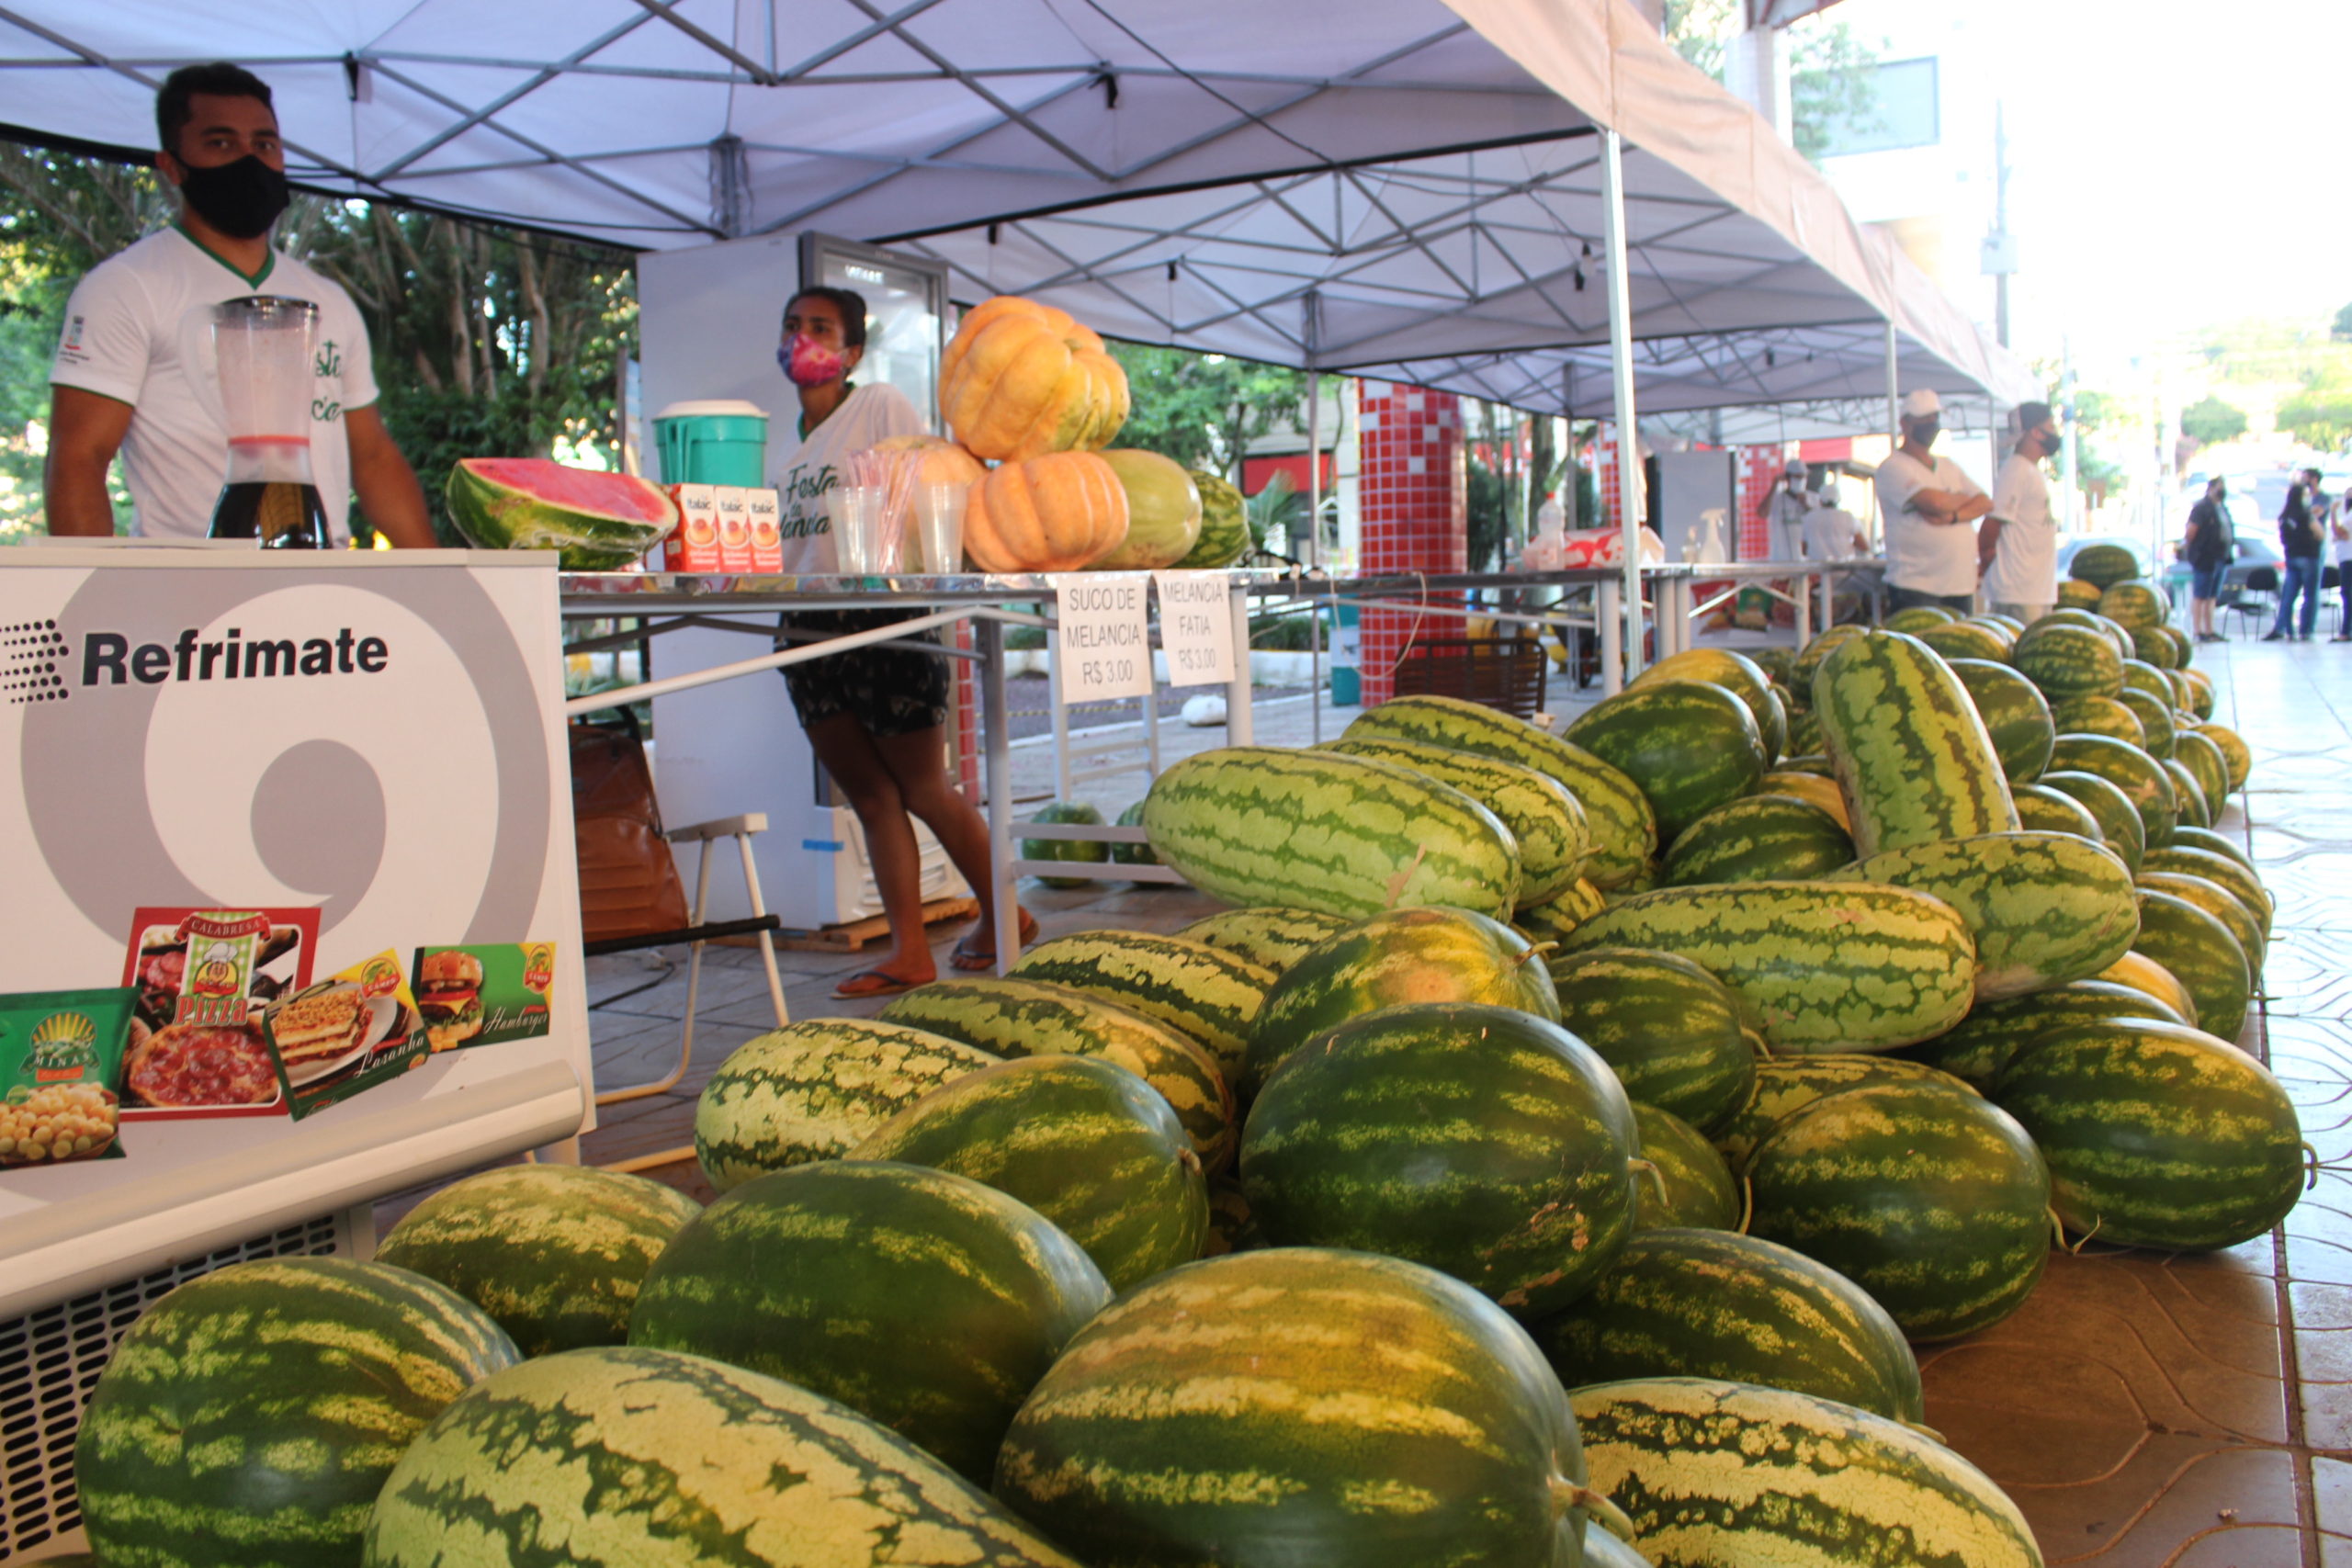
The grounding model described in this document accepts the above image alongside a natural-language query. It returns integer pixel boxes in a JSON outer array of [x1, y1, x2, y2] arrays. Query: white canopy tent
[[0, 0, 2035, 664]]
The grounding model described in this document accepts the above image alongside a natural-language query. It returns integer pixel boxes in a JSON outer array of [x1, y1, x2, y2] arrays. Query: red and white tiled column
[[1355, 381, 1467, 706]]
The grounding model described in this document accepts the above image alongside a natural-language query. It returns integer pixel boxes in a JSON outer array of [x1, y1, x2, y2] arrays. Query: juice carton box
[[747, 487, 783, 572], [665, 484, 720, 571], [714, 486, 753, 573]]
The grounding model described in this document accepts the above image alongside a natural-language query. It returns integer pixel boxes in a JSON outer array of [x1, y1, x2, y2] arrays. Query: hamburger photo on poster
[[412, 944, 556, 1050]]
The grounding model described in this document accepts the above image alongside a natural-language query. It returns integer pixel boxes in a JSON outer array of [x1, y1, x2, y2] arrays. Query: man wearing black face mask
[[45, 62, 434, 545], [1872, 389, 1993, 614]]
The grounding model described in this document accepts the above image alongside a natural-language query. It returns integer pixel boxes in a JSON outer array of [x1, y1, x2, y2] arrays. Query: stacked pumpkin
[[887, 294, 1251, 575]]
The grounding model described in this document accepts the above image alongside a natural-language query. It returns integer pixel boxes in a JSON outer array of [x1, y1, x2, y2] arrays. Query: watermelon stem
[[1900, 1419, 1950, 1445], [1627, 1157, 1669, 1204], [1552, 1479, 1639, 1543], [1383, 845, 1431, 908], [1736, 1175, 1755, 1235], [2057, 1210, 2101, 1255], [1513, 940, 1561, 968], [2304, 1142, 2323, 1190]]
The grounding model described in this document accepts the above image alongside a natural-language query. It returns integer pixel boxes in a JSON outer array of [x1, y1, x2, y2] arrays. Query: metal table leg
[[1226, 580, 1255, 746], [977, 617, 1018, 976], [1599, 580, 1623, 695]]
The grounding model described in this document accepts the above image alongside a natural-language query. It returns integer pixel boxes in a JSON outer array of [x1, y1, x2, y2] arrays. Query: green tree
[[1664, 1, 1882, 164], [1107, 343, 1318, 480], [2069, 389, 2127, 496], [2334, 301, 2352, 342], [2180, 393, 2248, 447], [2279, 383, 2352, 451]]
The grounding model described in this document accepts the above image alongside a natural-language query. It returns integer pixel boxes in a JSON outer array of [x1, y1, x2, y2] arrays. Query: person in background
[[768, 286, 1030, 998], [1802, 479, 1865, 562], [1766, 458, 1813, 560], [2264, 467, 2327, 641], [45, 62, 434, 545], [2183, 477, 2234, 643], [1977, 400, 2062, 623], [2333, 488, 2352, 642], [1873, 389, 1993, 614]]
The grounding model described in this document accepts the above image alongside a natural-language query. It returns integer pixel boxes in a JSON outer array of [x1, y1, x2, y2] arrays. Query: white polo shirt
[[1984, 452, 2057, 606], [51, 226, 378, 542], [1874, 448, 1986, 596]]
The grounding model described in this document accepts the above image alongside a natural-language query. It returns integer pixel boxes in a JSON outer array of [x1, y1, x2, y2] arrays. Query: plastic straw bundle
[[847, 446, 922, 569]]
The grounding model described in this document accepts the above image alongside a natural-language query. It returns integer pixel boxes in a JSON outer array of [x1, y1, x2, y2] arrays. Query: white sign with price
[[1153, 571, 1237, 687], [1055, 575, 1155, 700]]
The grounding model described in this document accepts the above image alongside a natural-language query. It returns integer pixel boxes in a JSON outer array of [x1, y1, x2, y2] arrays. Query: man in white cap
[[1977, 400, 2062, 622], [1873, 389, 1992, 613], [1766, 457, 1813, 560]]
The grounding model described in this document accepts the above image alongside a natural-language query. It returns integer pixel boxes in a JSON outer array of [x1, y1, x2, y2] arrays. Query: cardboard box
[[747, 487, 783, 571], [665, 484, 720, 571], [715, 486, 753, 573]]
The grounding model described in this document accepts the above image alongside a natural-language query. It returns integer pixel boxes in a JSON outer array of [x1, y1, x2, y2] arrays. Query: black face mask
[[175, 154, 289, 240], [1911, 418, 1941, 448]]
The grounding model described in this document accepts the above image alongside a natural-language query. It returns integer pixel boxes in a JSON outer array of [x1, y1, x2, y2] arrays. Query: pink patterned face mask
[[779, 333, 849, 388]]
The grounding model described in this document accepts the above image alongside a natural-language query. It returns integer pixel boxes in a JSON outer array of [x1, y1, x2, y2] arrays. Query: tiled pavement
[[482, 625, 2352, 1565]]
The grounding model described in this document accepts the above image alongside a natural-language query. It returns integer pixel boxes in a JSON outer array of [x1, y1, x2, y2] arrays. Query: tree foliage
[[1106, 342, 1322, 481], [2279, 383, 2352, 452], [2180, 393, 2248, 447], [1663, 0, 1882, 164], [2334, 301, 2352, 343]]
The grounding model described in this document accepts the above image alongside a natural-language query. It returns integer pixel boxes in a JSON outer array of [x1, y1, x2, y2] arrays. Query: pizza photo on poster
[[119, 907, 319, 1119]]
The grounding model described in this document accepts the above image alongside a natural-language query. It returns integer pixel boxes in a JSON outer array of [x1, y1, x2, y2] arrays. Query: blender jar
[[211, 295, 319, 486]]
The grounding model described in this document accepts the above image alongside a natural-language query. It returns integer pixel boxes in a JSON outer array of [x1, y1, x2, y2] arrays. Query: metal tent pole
[[1306, 310, 1325, 741], [1600, 127, 1645, 678]]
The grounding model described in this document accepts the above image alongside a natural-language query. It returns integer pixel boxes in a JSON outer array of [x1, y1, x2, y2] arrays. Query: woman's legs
[[867, 725, 1020, 957], [804, 713, 938, 984]]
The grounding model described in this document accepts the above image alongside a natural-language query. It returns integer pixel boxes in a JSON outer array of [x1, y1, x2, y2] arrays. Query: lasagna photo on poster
[[119, 908, 320, 1119]]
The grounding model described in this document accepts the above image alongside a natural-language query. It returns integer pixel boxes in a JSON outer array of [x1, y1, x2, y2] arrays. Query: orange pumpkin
[[963, 451, 1130, 573], [866, 433, 986, 490], [940, 296, 1130, 462]]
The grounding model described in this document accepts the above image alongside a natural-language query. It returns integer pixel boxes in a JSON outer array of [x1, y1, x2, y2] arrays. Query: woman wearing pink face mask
[[773, 287, 1033, 997]]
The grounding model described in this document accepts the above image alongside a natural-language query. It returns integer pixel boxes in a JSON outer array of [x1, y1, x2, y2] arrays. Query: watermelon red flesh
[[458, 457, 674, 522], [446, 457, 677, 569]]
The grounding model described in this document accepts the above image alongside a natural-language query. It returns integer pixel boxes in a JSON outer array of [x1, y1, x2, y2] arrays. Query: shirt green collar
[[174, 221, 277, 288], [797, 380, 855, 441]]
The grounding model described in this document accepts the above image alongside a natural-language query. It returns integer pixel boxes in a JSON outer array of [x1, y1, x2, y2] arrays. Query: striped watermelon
[[1630, 1104, 1740, 1231], [2176, 665, 2216, 717], [1541, 1229, 1923, 1423], [2115, 687, 2177, 758], [995, 1247, 1621, 1566], [2056, 577, 2106, 610], [2139, 870, 2263, 969], [77, 1258, 518, 1568], [1915, 619, 2012, 663], [1783, 704, 1822, 758], [1240, 1002, 1639, 1315], [1109, 798, 1160, 868], [1176, 468, 1250, 568], [2119, 655, 2176, 704], [1571, 1378, 2042, 1568], [693, 1020, 998, 1191], [2171, 823, 2253, 870], [1247, 906, 1559, 1095], [1548, 947, 1756, 1133], [2098, 951, 2200, 1027], [1996, 1018, 2305, 1250], [1792, 623, 1867, 690], [1518, 877, 1609, 947], [1557, 882, 1978, 1054], [2134, 888, 2250, 1042], [1023, 800, 1107, 888], [1745, 1082, 2051, 1340], [851, 1055, 1207, 1290], [878, 976, 1236, 1172], [2010, 780, 2104, 840], [1142, 744, 1520, 919], [2036, 767, 2145, 871], [1811, 631, 2018, 857], [1011, 930, 1275, 1079], [2047, 732, 2177, 848], [2170, 729, 2233, 818], [2163, 757, 2211, 829], [2014, 621, 2126, 700], [365, 1347, 1084, 1568], [1756, 768, 1850, 829], [1177, 904, 1353, 969], [1202, 1175, 1263, 1257], [375, 1164, 700, 1356], [1710, 1055, 1981, 1171], [1319, 733, 1591, 906], [629, 1160, 1110, 1482], [2047, 694, 2145, 748], [2097, 579, 2166, 628], [2192, 719, 2251, 793], [1633, 647, 1787, 762], [1824, 830, 2140, 1001], [1564, 679, 1769, 840], [2070, 543, 2141, 587], [1893, 977, 2186, 1089], [2142, 845, 2271, 933], [1660, 795, 1853, 886], [1946, 657, 2054, 783], [1883, 605, 1958, 632], [1343, 694, 1659, 888], [1773, 751, 1837, 777], [2131, 623, 2180, 670]]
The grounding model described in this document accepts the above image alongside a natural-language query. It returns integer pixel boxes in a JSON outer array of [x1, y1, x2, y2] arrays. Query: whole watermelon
[[1628, 1103, 1741, 1230], [1023, 800, 1108, 888], [994, 1247, 1621, 1567], [629, 1160, 1110, 1483], [1565, 679, 1768, 840], [1092, 448, 1203, 570], [76, 1258, 519, 1568], [1547, 946, 1755, 1132], [374, 1163, 701, 1356], [1175, 468, 1252, 568], [365, 1347, 1083, 1567], [1239, 1002, 1639, 1316]]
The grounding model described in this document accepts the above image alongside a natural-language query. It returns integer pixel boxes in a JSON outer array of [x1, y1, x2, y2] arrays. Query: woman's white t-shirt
[[773, 382, 924, 574]]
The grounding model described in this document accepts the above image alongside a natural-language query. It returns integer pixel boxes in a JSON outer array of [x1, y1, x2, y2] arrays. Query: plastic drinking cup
[[832, 485, 895, 574], [912, 483, 968, 573]]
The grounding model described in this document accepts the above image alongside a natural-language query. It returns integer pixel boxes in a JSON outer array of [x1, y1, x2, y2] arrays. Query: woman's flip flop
[[831, 968, 923, 999], [950, 909, 1040, 971]]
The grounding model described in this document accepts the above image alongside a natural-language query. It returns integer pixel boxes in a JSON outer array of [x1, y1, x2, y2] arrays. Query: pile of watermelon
[[70, 560, 2297, 1567]]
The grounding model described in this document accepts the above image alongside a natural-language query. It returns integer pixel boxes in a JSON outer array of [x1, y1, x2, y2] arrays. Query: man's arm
[[1905, 487, 1995, 525], [345, 405, 437, 548], [44, 385, 135, 536]]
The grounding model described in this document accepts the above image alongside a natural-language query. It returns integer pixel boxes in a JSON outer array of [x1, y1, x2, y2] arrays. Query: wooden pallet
[[720, 896, 980, 955]]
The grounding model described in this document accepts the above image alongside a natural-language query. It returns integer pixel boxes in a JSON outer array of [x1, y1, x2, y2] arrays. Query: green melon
[[2037, 768, 2145, 872], [375, 1164, 701, 1357], [364, 1347, 1084, 1568], [2134, 888, 2251, 1042], [1011, 930, 1276, 1080], [851, 1055, 1207, 1290], [1565, 679, 1770, 840], [1710, 1055, 1981, 1171], [629, 1160, 1110, 1483], [1092, 448, 1204, 570], [1175, 468, 1251, 569], [1241, 1003, 1638, 1315], [2011, 781, 2105, 840], [1548, 946, 1756, 1133], [1176, 905, 1354, 970], [1892, 977, 2186, 1090], [1947, 657, 2055, 784], [1745, 1082, 2052, 1340], [1541, 1229, 1924, 1423], [1630, 1104, 1741, 1231], [2047, 731, 2178, 849], [1023, 801, 1107, 888], [77, 1258, 519, 1568], [995, 1247, 1616, 1566], [1660, 795, 1854, 887]]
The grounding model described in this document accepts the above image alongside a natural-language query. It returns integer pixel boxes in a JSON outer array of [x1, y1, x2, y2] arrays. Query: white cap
[[1900, 389, 1941, 419], [1783, 458, 1809, 478]]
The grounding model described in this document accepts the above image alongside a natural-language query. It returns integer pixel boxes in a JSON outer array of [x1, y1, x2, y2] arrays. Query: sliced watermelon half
[[445, 457, 677, 570]]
